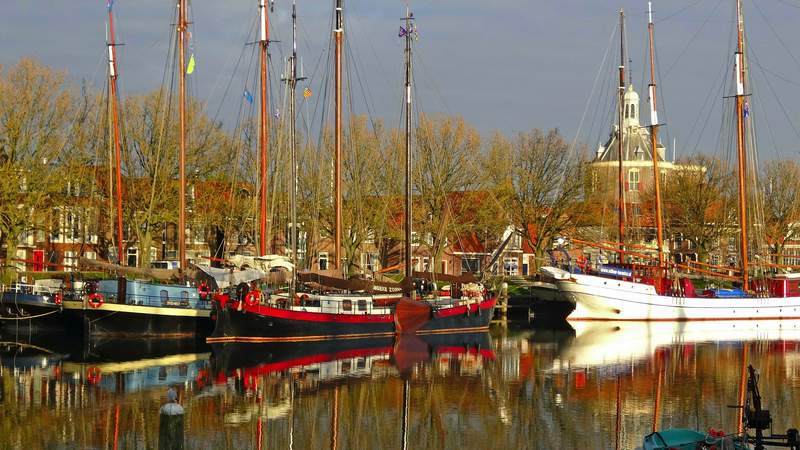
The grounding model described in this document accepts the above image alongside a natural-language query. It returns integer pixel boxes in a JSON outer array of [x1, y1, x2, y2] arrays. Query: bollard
[[159, 387, 185, 450]]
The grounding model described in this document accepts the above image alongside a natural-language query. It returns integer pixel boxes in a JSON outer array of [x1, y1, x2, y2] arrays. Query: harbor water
[[2, 320, 800, 449]]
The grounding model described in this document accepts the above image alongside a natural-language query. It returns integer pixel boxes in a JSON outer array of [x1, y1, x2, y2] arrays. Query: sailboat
[[58, 0, 214, 338], [209, 5, 496, 343], [543, 1, 800, 322]]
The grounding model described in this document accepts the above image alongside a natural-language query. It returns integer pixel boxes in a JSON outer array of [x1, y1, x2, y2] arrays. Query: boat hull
[[209, 303, 396, 342], [208, 297, 497, 343], [558, 273, 800, 321], [61, 301, 213, 338]]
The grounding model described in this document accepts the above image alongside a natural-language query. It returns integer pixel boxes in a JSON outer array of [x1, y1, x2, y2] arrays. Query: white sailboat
[[544, 1, 800, 322]]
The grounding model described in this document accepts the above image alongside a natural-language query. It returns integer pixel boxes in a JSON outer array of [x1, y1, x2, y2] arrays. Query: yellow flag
[[186, 54, 196, 74], [303, 87, 312, 98]]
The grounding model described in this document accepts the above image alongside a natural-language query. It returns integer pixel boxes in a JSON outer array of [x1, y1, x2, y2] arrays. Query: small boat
[[0, 279, 65, 330], [643, 365, 799, 450]]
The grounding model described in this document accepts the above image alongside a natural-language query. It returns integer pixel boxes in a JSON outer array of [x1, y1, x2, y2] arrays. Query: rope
[[0, 309, 61, 321]]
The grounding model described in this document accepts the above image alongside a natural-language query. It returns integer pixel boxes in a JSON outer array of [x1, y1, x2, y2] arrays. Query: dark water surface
[[2, 320, 800, 449]]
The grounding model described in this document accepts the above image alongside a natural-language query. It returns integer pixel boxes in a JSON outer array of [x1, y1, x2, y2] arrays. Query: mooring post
[[159, 387, 185, 450]]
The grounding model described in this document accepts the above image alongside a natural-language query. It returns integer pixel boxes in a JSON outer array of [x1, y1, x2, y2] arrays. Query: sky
[[2, 0, 800, 161]]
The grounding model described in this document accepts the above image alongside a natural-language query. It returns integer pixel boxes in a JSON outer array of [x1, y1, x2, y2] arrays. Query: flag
[[107, 0, 114, 11], [743, 101, 750, 118], [243, 89, 254, 104], [274, 108, 280, 119], [186, 54, 196, 74], [303, 87, 312, 98], [398, 26, 408, 38]]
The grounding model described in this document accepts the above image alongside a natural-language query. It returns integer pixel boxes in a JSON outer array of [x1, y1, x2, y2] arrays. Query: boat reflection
[[556, 319, 800, 371]]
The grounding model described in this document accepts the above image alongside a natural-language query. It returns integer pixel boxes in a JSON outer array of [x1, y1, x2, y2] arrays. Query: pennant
[[243, 89, 254, 104], [186, 54, 196, 74], [743, 101, 750, 118], [398, 26, 408, 38], [303, 87, 312, 98]]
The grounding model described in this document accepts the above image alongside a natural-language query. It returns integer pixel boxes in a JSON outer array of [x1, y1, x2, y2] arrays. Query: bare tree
[[502, 128, 584, 270], [761, 160, 800, 264], [0, 59, 75, 278]]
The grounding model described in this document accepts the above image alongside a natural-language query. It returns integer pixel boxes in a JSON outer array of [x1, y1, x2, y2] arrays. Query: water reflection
[[1, 321, 800, 449]]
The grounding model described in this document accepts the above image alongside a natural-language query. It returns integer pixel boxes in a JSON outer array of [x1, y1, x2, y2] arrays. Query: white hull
[[544, 269, 800, 321]]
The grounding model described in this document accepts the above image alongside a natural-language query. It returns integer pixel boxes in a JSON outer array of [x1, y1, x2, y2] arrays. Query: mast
[[647, 2, 665, 267], [617, 9, 626, 260], [258, 0, 270, 256], [333, 0, 343, 271], [734, 0, 750, 290], [403, 9, 414, 295], [178, 0, 187, 270], [107, 3, 124, 266], [285, 1, 304, 297]]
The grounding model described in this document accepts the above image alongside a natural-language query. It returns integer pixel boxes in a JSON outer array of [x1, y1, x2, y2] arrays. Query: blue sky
[[2, 0, 800, 160]]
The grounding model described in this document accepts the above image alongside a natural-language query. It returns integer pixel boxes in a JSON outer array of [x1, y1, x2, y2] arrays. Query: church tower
[[622, 84, 640, 130]]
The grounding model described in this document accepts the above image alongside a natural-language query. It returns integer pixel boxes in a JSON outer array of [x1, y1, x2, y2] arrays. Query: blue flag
[[398, 26, 408, 38], [243, 89, 254, 104], [107, 0, 114, 11], [743, 102, 750, 118]]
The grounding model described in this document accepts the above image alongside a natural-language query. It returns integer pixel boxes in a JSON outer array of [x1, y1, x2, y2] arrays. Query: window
[[160, 290, 169, 304], [342, 300, 352, 312], [631, 104, 636, 119], [461, 257, 480, 274], [63, 251, 77, 272], [628, 169, 640, 191], [319, 252, 328, 271], [127, 247, 138, 267], [503, 257, 518, 276], [631, 203, 642, 217], [361, 252, 378, 272], [357, 299, 367, 312], [625, 105, 629, 119]]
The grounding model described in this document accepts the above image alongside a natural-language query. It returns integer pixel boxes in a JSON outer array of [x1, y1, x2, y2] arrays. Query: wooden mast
[[647, 2, 665, 267], [178, 0, 187, 270], [107, 3, 125, 266], [617, 9, 626, 260], [334, 0, 343, 271], [258, 0, 270, 256], [734, 0, 750, 291], [286, 0, 304, 298], [403, 9, 414, 295]]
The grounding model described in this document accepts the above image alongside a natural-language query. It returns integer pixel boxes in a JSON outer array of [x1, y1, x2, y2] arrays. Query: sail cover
[[195, 266, 267, 289]]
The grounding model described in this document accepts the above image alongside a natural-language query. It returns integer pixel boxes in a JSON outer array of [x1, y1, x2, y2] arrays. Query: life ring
[[54, 291, 63, 305], [87, 292, 104, 309], [293, 293, 309, 306], [86, 366, 102, 384], [245, 290, 261, 307], [198, 281, 210, 300]]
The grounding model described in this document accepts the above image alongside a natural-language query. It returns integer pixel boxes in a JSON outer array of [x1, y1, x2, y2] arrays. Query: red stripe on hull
[[434, 298, 497, 318]]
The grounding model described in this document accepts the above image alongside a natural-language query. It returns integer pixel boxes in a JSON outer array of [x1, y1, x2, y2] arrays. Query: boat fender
[[87, 292, 104, 309], [198, 281, 210, 300], [245, 290, 261, 307], [54, 291, 63, 305]]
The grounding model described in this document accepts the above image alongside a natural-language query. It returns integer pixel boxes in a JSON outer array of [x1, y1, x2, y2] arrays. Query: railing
[[261, 293, 394, 316], [0, 283, 61, 305], [94, 290, 212, 310]]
